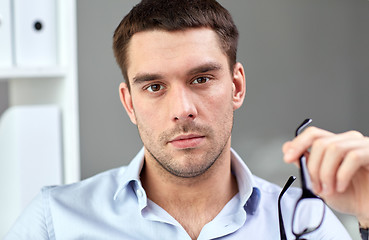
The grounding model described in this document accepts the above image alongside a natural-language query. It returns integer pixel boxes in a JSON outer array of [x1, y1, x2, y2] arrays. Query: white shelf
[[0, 67, 66, 80], [1, 0, 80, 185]]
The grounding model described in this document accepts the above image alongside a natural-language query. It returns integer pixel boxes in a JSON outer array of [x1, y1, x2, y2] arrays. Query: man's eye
[[146, 84, 164, 92], [192, 77, 209, 84]]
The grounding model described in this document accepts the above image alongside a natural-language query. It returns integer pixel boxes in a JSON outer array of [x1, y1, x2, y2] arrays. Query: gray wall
[[77, 0, 143, 179]]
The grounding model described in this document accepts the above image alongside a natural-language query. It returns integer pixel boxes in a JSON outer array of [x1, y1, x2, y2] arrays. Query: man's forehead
[[126, 28, 227, 80], [128, 28, 220, 52]]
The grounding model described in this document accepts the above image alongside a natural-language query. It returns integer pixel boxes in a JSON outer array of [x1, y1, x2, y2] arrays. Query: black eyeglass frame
[[278, 119, 326, 240]]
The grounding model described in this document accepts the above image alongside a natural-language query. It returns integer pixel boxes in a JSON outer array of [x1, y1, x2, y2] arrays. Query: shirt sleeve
[[4, 188, 52, 240]]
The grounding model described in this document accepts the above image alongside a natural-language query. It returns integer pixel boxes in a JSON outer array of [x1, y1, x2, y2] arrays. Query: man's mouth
[[168, 134, 205, 149]]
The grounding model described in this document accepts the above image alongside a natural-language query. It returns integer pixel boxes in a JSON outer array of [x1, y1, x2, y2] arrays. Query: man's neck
[[140, 147, 239, 239]]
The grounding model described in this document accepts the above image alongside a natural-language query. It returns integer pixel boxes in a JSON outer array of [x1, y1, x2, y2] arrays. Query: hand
[[282, 126, 369, 227]]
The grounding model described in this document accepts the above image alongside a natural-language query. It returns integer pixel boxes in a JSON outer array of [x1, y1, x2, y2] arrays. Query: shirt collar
[[113, 147, 145, 200], [230, 149, 261, 215], [230, 148, 254, 205], [114, 147, 260, 214]]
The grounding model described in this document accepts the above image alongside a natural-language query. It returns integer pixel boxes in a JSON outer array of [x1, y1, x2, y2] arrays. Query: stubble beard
[[137, 116, 234, 179]]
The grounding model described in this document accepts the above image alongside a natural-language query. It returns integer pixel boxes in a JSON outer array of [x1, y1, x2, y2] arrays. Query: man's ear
[[232, 62, 246, 110], [119, 82, 137, 125]]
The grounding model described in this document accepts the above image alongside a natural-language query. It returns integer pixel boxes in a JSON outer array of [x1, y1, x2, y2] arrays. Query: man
[[6, 0, 369, 239]]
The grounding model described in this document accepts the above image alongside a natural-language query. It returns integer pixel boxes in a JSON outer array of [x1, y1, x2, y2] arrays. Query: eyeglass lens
[[292, 198, 325, 235]]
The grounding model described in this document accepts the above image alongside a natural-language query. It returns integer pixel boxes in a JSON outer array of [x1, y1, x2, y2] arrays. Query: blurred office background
[[1, 0, 368, 239]]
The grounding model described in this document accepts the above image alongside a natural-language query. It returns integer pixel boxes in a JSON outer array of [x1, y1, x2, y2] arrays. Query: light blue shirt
[[5, 148, 351, 239]]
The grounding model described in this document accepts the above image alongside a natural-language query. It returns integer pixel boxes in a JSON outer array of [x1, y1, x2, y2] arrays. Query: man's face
[[120, 28, 245, 178]]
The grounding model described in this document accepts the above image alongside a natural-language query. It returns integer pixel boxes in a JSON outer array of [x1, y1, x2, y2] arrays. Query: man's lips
[[168, 134, 205, 149]]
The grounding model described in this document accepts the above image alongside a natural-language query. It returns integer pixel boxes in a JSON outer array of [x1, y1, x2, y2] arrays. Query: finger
[[282, 141, 293, 163], [282, 141, 291, 156], [309, 131, 364, 195], [336, 138, 369, 193], [283, 126, 333, 163], [308, 135, 337, 193], [318, 137, 359, 195]]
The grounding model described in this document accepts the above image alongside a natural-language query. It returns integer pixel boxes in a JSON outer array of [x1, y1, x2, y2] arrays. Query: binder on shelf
[[13, 0, 57, 67], [0, 0, 13, 68]]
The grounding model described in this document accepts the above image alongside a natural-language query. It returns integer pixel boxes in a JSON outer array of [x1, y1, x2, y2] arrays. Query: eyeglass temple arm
[[295, 119, 312, 191], [299, 155, 308, 190], [278, 176, 297, 240]]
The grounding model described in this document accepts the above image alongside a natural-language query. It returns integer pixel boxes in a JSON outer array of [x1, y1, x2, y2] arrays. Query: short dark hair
[[113, 0, 239, 90]]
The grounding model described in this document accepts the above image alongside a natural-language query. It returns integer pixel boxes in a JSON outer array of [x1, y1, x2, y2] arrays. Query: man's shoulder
[[44, 166, 129, 200], [252, 175, 301, 199]]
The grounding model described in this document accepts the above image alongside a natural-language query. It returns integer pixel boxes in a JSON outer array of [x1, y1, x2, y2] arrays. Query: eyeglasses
[[278, 119, 326, 240]]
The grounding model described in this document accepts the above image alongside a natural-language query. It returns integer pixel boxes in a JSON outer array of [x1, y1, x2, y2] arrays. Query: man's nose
[[169, 87, 197, 122]]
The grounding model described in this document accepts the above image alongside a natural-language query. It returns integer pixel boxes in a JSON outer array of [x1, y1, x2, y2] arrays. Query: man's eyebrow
[[132, 62, 222, 85], [187, 62, 222, 76], [132, 73, 164, 85]]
